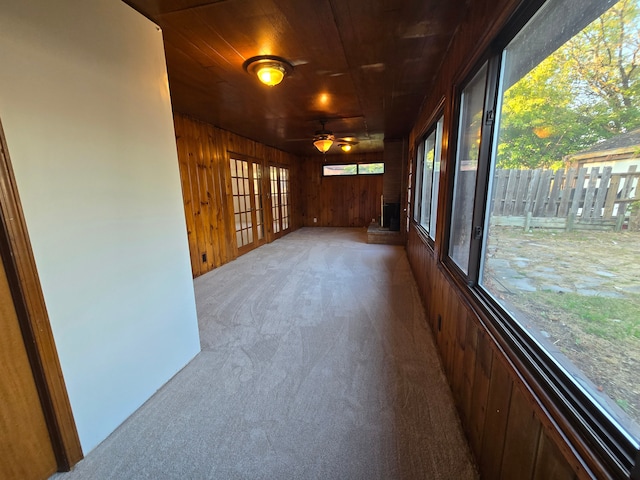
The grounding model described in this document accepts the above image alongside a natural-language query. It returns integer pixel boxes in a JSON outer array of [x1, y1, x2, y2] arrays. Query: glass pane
[[420, 133, 435, 230], [430, 117, 444, 238], [407, 153, 413, 232], [358, 163, 384, 174], [481, 0, 640, 443], [323, 164, 357, 176], [449, 63, 488, 274], [413, 142, 425, 222]]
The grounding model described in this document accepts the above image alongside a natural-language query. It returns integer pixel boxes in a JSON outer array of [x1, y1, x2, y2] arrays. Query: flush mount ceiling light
[[243, 55, 293, 86], [313, 121, 335, 153]]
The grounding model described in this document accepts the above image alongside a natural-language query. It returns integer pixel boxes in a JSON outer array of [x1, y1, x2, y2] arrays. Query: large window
[[447, 0, 640, 476]]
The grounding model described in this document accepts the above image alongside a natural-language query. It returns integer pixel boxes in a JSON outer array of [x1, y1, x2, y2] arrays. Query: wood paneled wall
[[299, 152, 384, 227], [406, 0, 597, 478], [174, 114, 300, 277], [407, 229, 580, 479], [383, 140, 405, 203]]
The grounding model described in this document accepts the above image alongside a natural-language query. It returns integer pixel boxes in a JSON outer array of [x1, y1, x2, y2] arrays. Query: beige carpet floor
[[51, 227, 478, 479]]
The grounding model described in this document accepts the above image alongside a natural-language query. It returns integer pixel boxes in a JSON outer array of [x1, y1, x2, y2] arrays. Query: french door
[[230, 157, 265, 254], [269, 165, 290, 238]]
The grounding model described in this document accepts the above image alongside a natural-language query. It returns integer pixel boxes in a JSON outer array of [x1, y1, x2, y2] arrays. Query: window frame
[[412, 142, 425, 223], [411, 100, 446, 245], [414, 115, 445, 242], [357, 163, 384, 175], [445, 58, 496, 279], [440, 0, 640, 477], [322, 164, 357, 176], [322, 162, 384, 177]]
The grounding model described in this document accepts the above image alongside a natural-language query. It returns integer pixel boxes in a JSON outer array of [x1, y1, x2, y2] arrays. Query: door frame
[[0, 119, 82, 470]]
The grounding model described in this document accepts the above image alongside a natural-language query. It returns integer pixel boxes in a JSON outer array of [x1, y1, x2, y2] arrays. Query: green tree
[[564, 0, 640, 132], [497, 54, 590, 169], [496, 0, 640, 169]]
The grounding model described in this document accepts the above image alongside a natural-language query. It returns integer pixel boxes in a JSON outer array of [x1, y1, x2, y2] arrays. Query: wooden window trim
[[0, 119, 82, 470]]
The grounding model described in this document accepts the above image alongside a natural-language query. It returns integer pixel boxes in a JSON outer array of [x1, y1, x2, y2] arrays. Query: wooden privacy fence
[[490, 165, 640, 231]]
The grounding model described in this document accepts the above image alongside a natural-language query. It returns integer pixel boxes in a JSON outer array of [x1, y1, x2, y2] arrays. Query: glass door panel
[[279, 167, 290, 231], [270, 166, 281, 234], [254, 165, 264, 241], [230, 157, 264, 251], [270, 165, 291, 236]]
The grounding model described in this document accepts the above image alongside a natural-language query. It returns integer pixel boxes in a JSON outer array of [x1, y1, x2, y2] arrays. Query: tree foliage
[[496, 0, 640, 169]]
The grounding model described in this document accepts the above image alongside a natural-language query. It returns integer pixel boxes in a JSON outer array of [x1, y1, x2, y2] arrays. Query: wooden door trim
[[0, 119, 82, 470]]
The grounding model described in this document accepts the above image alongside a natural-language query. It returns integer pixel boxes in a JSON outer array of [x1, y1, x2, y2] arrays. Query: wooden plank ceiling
[[123, 0, 464, 155]]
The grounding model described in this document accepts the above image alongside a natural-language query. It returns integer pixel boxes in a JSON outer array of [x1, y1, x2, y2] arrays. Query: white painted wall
[[0, 0, 201, 453]]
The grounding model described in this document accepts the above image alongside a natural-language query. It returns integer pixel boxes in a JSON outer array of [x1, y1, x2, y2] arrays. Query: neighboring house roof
[[566, 128, 640, 162]]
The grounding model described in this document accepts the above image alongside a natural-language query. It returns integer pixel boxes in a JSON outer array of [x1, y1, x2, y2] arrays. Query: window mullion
[[467, 55, 502, 285]]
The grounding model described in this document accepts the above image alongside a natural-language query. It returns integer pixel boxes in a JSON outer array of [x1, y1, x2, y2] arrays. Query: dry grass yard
[[483, 227, 640, 435]]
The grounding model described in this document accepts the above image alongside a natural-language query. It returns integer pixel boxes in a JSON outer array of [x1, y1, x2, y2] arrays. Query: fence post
[[615, 206, 626, 232], [524, 211, 532, 231], [629, 204, 640, 232], [566, 212, 576, 232]]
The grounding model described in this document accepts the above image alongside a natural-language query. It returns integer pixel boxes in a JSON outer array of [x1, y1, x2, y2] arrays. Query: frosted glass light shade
[[243, 56, 293, 87], [314, 138, 334, 153], [256, 64, 285, 86]]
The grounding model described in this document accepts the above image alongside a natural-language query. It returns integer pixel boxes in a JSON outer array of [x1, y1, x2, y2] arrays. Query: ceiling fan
[[312, 120, 359, 153], [282, 117, 362, 153]]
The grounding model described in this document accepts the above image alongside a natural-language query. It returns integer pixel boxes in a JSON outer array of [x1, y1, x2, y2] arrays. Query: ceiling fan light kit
[[311, 121, 359, 154], [313, 121, 336, 153], [243, 55, 293, 87], [313, 135, 334, 153]]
